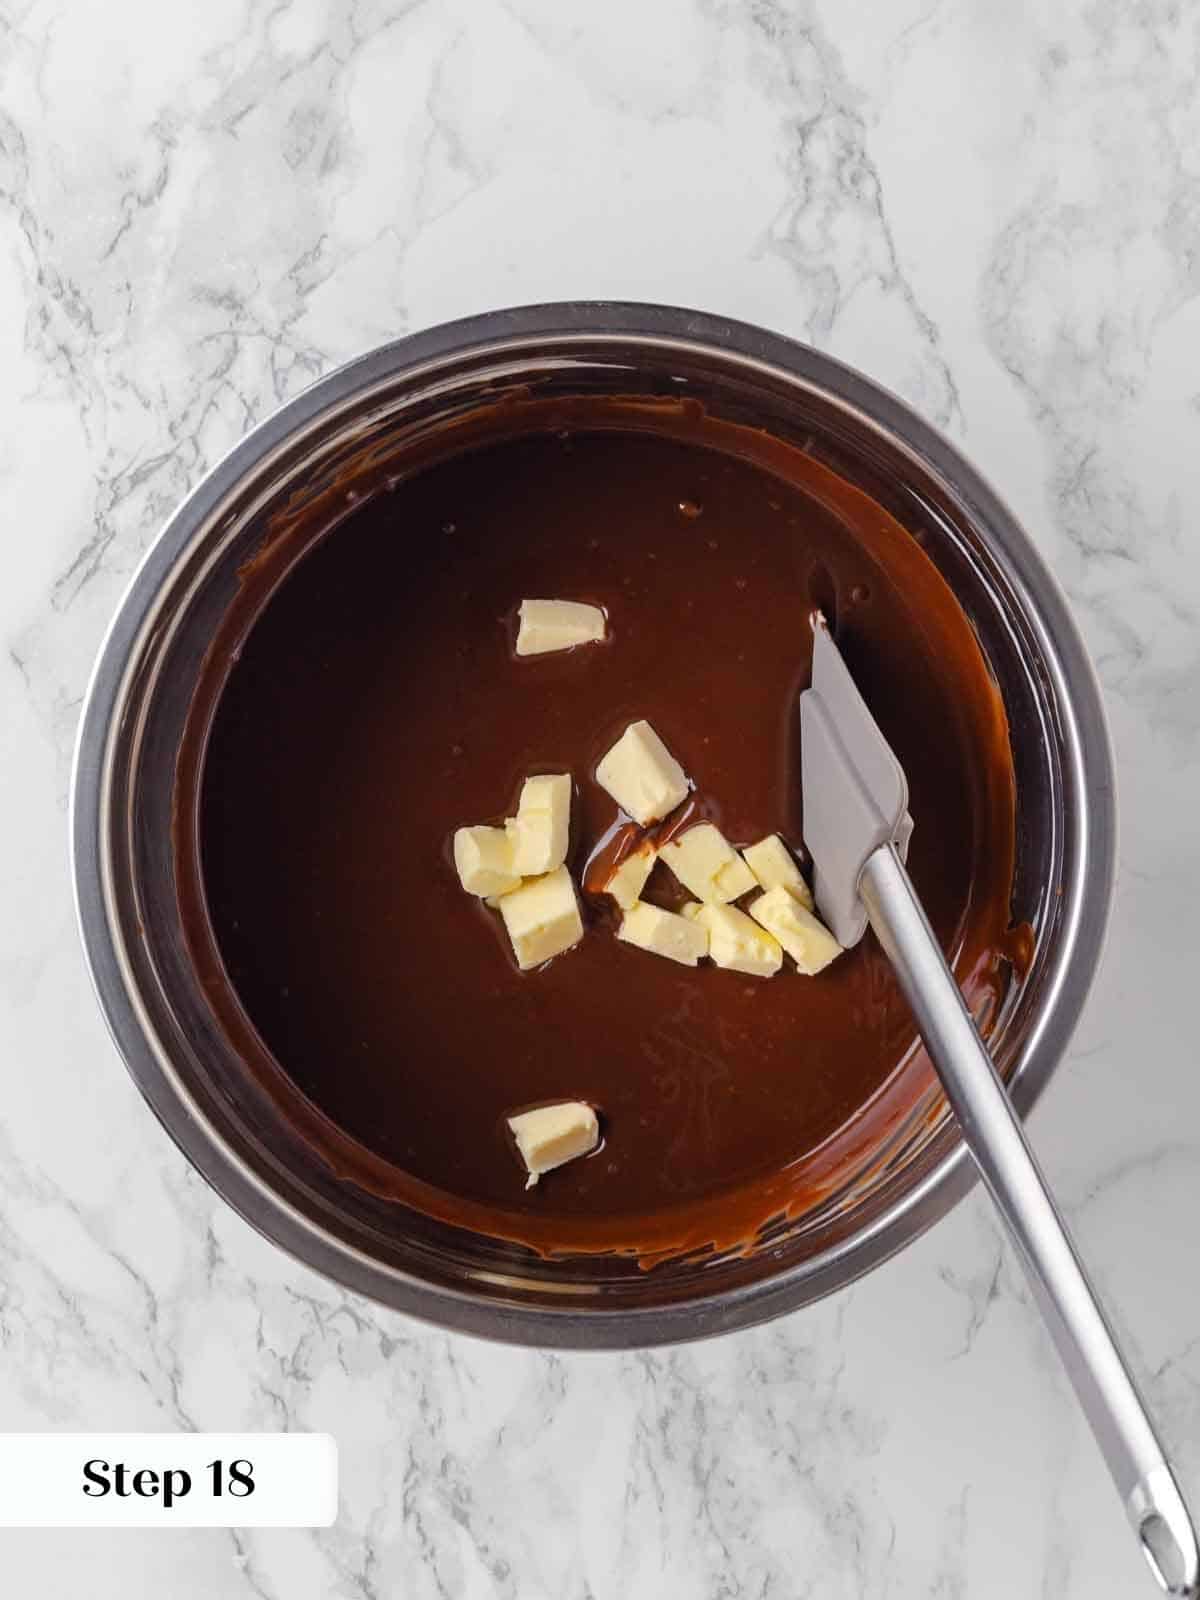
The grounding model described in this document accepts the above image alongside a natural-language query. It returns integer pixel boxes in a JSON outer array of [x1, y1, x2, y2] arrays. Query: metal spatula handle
[[861, 843, 1198, 1598]]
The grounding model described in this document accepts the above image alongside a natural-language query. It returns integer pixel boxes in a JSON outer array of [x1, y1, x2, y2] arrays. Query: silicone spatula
[[800, 613, 1198, 1599]]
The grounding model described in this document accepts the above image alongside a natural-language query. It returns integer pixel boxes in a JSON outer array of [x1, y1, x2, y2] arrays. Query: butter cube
[[604, 841, 657, 910], [508, 1101, 599, 1188], [596, 721, 689, 826], [618, 901, 708, 966], [748, 887, 842, 975], [716, 854, 759, 900], [661, 822, 757, 904], [454, 825, 521, 897], [742, 834, 814, 909], [694, 903, 783, 977], [498, 865, 584, 970], [516, 599, 607, 656], [506, 773, 572, 875]]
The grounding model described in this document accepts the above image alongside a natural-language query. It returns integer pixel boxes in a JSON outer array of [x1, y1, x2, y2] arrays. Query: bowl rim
[[69, 301, 1117, 1347]]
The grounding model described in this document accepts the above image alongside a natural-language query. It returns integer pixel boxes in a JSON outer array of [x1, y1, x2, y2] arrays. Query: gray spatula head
[[799, 613, 914, 947]]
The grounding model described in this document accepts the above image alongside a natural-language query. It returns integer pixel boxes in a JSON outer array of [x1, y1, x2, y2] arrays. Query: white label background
[[0, 1434, 338, 1527]]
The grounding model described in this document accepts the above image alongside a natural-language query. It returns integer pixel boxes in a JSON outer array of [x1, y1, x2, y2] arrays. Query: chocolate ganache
[[174, 394, 1024, 1261]]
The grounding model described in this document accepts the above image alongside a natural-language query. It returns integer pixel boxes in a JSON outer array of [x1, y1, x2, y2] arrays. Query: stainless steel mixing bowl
[[70, 303, 1115, 1346]]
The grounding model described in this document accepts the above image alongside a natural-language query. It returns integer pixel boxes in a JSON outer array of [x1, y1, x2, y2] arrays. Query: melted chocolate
[[175, 397, 1022, 1260]]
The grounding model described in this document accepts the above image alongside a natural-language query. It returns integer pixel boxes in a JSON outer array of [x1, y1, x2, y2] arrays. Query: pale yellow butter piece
[[506, 773, 572, 875], [595, 721, 689, 826], [516, 599, 606, 656], [453, 825, 521, 898], [714, 852, 758, 902], [694, 903, 783, 977], [507, 1101, 599, 1188], [617, 901, 708, 966], [742, 834, 814, 909], [498, 865, 584, 970], [748, 886, 842, 975], [661, 822, 756, 904], [605, 842, 657, 910]]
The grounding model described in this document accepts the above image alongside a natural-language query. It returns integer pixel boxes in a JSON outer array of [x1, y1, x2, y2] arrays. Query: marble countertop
[[3, 0, 1198, 1593]]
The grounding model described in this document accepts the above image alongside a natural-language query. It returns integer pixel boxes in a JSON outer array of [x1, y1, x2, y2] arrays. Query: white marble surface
[[1, 0, 1198, 1593]]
